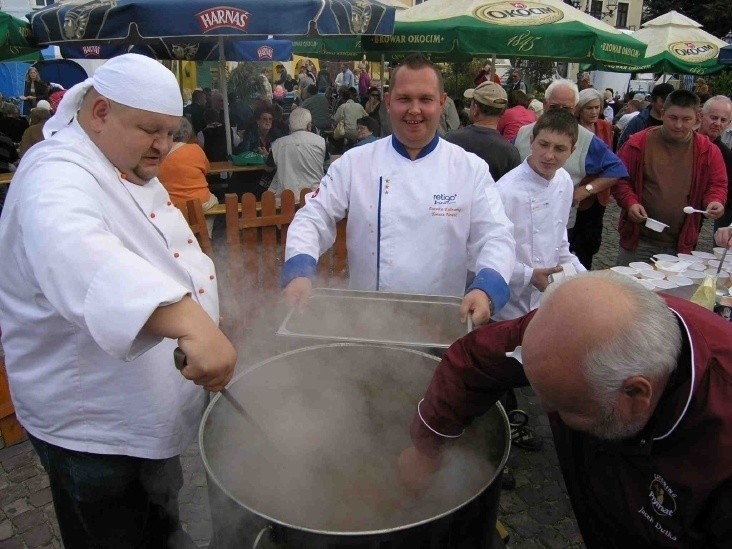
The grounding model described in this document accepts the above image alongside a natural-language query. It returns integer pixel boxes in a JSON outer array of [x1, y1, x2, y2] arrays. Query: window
[[616, 2, 629, 28], [590, 1, 603, 19]]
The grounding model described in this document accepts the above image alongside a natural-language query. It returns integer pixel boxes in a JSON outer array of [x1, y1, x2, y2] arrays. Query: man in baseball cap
[[444, 81, 520, 182]]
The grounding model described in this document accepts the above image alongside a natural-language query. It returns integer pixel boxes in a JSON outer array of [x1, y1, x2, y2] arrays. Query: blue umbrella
[[30, 0, 396, 153], [28, 0, 396, 44], [59, 39, 294, 62]]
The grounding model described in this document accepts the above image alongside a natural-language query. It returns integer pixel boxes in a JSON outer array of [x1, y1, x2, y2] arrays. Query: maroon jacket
[[612, 129, 728, 253], [412, 295, 732, 548]]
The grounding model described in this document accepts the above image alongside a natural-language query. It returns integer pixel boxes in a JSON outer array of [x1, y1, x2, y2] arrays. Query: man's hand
[[144, 297, 237, 393], [628, 203, 648, 223], [282, 277, 313, 312], [460, 289, 492, 325], [397, 446, 441, 493], [178, 324, 237, 393], [715, 227, 732, 248], [705, 202, 725, 220], [531, 266, 563, 291]]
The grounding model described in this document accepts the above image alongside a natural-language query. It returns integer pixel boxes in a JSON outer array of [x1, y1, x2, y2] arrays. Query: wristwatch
[[585, 183, 595, 195]]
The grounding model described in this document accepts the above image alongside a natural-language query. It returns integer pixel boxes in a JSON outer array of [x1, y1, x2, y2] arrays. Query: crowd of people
[[0, 52, 731, 548]]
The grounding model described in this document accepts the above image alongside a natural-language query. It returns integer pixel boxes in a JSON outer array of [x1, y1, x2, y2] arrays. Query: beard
[[589, 401, 647, 441]]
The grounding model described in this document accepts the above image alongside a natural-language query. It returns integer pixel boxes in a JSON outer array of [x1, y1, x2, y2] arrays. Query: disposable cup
[[653, 279, 677, 290], [610, 266, 638, 276], [645, 218, 668, 232], [638, 269, 665, 280], [667, 275, 693, 287], [629, 261, 654, 271]]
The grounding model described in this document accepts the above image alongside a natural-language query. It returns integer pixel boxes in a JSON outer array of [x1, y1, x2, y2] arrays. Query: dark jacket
[[617, 106, 658, 151], [411, 295, 732, 548]]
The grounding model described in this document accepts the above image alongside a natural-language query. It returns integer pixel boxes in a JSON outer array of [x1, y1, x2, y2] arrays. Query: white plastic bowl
[[638, 269, 666, 280], [713, 247, 728, 260], [691, 251, 716, 260], [637, 279, 656, 290], [676, 253, 704, 263], [652, 254, 679, 262], [686, 262, 707, 271], [629, 261, 654, 271], [645, 218, 668, 232], [667, 275, 693, 287], [610, 266, 639, 276], [683, 270, 706, 281], [653, 279, 677, 290]]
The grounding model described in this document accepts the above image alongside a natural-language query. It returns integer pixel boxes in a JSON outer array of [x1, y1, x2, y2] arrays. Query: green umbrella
[[296, 0, 645, 66], [586, 11, 727, 75], [379, 0, 646, 65], [0, 12, 41, 62]]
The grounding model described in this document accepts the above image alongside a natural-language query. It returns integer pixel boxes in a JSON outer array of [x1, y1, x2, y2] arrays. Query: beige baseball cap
[[464, 81, 508, 108]]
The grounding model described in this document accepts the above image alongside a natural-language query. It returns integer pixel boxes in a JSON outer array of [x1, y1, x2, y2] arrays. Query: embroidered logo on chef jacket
[[649, 474, 677, 518], [637, 473, 680, 543], [433, 193, 457, 205]]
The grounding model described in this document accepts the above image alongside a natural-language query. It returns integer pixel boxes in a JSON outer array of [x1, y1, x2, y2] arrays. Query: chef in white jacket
[[0, 54, 236, 548], [494, 109, 586, 321], [282, 54, 515, 324]]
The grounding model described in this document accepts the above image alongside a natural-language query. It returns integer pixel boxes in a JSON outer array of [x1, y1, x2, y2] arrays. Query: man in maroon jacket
[[399, 272, 732, 548], [613, 90, 727, 265]]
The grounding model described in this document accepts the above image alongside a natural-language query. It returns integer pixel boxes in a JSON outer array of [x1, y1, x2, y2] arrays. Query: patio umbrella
[[59, 39, 294, 63], [295, 0, 646, 65], [28, 0, 398, 152], [369, 0, 646, 65], [0, 12, 41, 62], [588, 11, 728, 75]]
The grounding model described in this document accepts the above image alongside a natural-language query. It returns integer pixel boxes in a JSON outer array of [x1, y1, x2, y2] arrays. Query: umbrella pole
[[491, 53, 497, 82], [220, 36, 232, 156], [381, 54, 385, 97]]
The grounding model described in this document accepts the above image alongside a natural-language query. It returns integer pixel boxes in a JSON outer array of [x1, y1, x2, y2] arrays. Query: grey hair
[[545, 79, 580, 106], [174, 117, 193, 143], [288, 107, 311, 132], [576, 87, 604, 112], [580, 272, 681, 401], [702, 95, 732, 115]]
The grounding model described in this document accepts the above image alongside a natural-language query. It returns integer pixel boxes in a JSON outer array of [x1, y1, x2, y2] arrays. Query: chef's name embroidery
[[433, 193, 457, 205], [429, 207, 461, 218], [636, 473, 679, 543]]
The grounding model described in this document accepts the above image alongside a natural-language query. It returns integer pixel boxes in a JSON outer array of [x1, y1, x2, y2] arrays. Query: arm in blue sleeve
[[585, 136, 629, 179], [467, 268, 510, 313], [281, 254, 317, 288]]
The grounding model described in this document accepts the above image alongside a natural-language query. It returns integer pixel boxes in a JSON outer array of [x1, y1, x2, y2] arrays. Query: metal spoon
[[683, 206, 707, 215]]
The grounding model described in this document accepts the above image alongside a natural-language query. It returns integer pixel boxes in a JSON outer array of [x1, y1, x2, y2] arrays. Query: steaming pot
[[200, 344, 509, 548]]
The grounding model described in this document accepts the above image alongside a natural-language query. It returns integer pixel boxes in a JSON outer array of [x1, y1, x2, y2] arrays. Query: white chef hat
[[44, 54, 182, 138]]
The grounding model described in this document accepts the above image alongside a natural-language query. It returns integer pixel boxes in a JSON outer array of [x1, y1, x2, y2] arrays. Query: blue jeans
[[29, 434, 194, 549]]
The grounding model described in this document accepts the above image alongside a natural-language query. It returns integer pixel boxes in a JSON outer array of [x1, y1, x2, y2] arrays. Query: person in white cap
[[0, 54, 236, 548]]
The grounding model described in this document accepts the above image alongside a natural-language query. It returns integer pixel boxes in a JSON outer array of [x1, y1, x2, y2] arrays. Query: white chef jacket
[[493, 160, 585, 321], [0, 121, 217, 459], [283, 135, 515, 308]]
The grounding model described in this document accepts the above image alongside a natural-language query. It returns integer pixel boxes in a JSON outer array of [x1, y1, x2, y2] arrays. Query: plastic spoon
[[683, 206, 708, 215]]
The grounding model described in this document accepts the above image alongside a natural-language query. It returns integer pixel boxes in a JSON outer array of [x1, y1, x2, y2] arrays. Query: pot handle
[[252, 525, 273, 549]]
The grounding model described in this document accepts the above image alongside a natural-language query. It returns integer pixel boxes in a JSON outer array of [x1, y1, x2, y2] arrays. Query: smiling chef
[[282, 54, 515, 324]]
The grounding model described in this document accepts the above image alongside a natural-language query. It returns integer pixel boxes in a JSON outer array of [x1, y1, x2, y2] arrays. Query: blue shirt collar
[[391, 133, 440, 160]]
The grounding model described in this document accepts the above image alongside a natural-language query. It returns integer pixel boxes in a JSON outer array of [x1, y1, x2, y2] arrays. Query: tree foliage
[[642, 0, 732, 40], [228, 62, 265, 101]]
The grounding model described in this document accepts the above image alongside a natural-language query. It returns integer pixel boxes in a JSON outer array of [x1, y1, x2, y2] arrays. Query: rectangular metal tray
[[277, 288, 472, 350]]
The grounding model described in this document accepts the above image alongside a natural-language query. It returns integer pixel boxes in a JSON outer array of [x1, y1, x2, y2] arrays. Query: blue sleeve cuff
[[467, 268, 510, 312], [281, 254, 317, 288], [586, 136, 629, 179]]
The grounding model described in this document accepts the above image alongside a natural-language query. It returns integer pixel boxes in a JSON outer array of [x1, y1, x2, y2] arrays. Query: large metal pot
[[200, 344, 509, 548]]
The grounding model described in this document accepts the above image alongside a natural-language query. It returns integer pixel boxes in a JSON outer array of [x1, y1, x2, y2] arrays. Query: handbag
[[333, 111, 347, 140], [228, 151, 266, 166]]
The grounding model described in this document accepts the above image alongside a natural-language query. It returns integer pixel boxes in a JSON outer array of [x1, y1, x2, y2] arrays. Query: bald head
[[521, 272, 681, 440]]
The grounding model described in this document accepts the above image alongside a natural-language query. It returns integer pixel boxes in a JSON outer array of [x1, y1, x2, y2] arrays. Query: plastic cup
[[667, 275, 693, 287], [645, 218, 668, 232], [610, 266, 639, 277], [629, 261, 654, 271]]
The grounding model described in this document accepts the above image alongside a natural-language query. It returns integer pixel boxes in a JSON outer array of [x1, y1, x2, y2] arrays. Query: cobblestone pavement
[[0, 203, 716, 548]]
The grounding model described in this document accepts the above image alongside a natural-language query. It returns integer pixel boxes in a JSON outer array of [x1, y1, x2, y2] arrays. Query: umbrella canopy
[[590, 11, 728, 74], [363, 0, 646, 65], [59, 39, 294, 62], [0, 12, 42, 61], [29, 0, 397, 45]]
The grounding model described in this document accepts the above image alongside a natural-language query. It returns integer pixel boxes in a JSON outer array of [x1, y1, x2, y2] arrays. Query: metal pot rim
[[198, 342, 511, 536]]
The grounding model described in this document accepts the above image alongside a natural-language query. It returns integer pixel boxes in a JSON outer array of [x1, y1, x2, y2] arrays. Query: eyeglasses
[[260, 116, 273, 122]]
